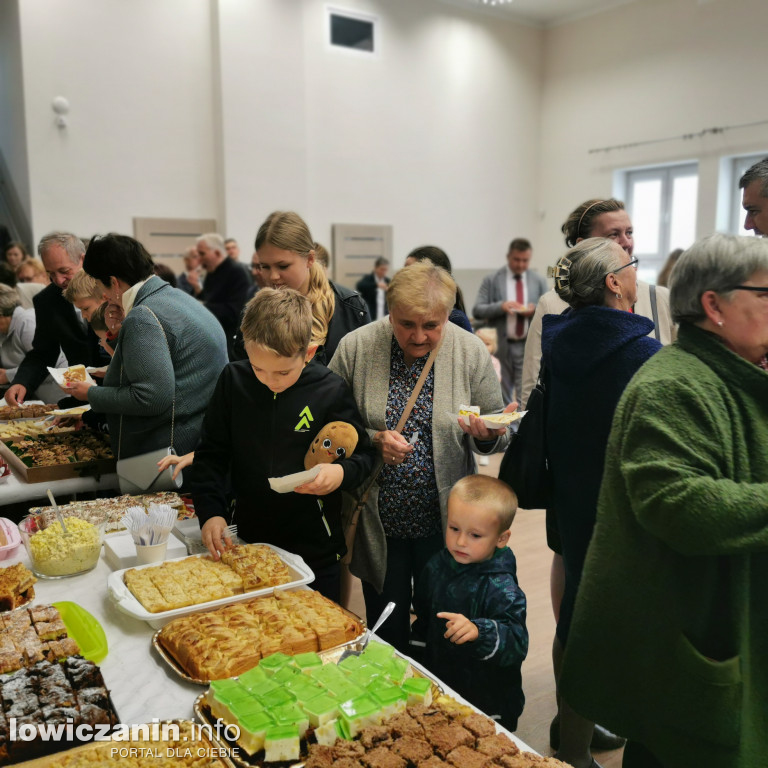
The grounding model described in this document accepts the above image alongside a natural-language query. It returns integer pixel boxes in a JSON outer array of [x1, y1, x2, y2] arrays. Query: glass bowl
[[19, 510, 106, 579]]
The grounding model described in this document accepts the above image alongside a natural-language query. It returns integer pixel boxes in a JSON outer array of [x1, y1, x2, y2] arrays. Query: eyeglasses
[[604, 258, 638, 278], [729, 285, 768, 293]]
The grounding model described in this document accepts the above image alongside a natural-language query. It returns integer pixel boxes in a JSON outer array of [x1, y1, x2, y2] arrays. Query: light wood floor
[[347, 454, 623, 768]]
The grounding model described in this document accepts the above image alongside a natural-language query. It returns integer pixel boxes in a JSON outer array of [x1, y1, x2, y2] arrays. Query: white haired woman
[[561, 234, 768, 767], [329, 261, 510, 653], [0, 284, 64, 401]]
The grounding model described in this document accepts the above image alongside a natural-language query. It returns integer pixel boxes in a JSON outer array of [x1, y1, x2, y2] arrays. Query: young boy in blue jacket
[[191, 288, 376, 603], [412, 474, 528, 730]]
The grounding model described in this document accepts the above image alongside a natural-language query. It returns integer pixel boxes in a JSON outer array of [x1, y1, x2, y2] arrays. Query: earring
[[717, 320, 724, 327], [616, 293, 622, 300]]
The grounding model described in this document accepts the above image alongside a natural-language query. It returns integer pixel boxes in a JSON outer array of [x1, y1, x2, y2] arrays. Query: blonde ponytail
[[305, 260, 335, 346]]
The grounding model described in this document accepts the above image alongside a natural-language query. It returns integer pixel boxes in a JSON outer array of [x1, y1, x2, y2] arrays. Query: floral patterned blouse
[[377, 342, 441, 539]]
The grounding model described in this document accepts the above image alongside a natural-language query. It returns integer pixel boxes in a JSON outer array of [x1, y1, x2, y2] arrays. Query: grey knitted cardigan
[[329, 318, 508, 591], [89, 276, 228, 459]]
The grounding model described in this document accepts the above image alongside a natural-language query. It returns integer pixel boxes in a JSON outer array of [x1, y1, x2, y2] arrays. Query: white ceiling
[[441, 0, 640, 27]]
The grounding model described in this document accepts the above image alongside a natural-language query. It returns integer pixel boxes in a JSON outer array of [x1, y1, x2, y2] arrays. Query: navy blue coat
[[542, 306, 661, 643], [412, 547, 528, 730]]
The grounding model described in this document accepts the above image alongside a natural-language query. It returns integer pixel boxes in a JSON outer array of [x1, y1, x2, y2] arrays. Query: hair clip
[[553, 256, 572, 292]]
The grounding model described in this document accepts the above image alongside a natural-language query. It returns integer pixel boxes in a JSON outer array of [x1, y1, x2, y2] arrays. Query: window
[[327, 8, 376, 54], [729, 153, 766, 235], [622, 163, 698, 283]]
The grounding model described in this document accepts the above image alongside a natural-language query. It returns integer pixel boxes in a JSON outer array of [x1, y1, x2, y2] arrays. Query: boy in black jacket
[[192, 288, 376, 603], [412, 475, 528, 730]]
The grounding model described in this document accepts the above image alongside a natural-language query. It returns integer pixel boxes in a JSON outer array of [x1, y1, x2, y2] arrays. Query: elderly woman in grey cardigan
[[329, 261, 509, 652], [63, 234, 227, 460]]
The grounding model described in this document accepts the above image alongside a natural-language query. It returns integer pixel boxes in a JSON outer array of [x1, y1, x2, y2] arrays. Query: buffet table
[[5, 542, 536, 756], [0, 398, 120, 504], [1, 470, 119, 505]]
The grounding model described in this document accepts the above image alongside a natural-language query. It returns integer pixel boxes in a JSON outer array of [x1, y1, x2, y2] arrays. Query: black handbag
[[498, 362, 550, 509]]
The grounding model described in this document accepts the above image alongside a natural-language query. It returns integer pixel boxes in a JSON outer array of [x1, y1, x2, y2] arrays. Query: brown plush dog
[[304, 421, 358, 469]]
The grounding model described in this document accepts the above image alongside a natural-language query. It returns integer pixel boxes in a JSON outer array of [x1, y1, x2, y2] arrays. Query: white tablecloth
[[1, 471, 120, 506], [5, 544, 535, 753]]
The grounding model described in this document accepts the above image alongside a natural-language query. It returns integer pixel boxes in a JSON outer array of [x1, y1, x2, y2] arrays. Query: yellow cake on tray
[[122, 544, 291, 613]]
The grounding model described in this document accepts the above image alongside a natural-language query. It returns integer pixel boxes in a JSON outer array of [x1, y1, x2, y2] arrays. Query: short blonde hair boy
[[240, 287, 313, 358], [450, 475, 517, 533], [63, 269, 103, 303]]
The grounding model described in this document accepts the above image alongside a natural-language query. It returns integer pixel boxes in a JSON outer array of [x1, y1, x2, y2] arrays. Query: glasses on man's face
[[603, 258, 639, 278]]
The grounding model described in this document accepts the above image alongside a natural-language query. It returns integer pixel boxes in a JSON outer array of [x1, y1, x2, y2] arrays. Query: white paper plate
[[107, 544, 314, 628], [453, 411, 525, 429], [268, 464, 323, 494], [86, 366, 109, 374], [47, 366, 97, 388], [49, 405, 92, 417]]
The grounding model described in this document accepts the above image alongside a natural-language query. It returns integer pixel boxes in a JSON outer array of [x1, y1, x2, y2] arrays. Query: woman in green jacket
[[561, 233, 768, 768]]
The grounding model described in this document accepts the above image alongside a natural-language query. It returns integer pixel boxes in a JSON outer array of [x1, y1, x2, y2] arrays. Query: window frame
[[621, 161, 698, 282]]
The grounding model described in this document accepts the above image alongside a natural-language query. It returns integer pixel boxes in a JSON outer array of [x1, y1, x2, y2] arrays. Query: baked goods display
[[2, 432, 113, 467], [123, 544, 292, 613], [24, 720, 231, 767], [28, 491, 189, 532], [0, 404, 56, 421], [0, 563, 36, 611], [197, 643, 570, 767], [159, 589, 364, 680], [0, 603, 79, 674], [0, 655, 118, 765]]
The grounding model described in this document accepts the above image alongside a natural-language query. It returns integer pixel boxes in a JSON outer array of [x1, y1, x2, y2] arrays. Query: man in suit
[[5, 232, 103, 406], [356, 257, 390, 320], [191, 233, 249, 359], [473, 238, 547, 405]]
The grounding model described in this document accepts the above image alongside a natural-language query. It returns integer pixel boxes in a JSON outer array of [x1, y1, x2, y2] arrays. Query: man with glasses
[[5, 232, 103, 406]]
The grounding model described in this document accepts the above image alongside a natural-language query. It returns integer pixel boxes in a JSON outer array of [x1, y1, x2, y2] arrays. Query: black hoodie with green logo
[[192, 359, 376, 570]]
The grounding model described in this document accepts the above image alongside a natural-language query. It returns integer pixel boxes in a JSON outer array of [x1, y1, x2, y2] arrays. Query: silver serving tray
[[191, 645, 443, 768], [152, 596, 366, 684]]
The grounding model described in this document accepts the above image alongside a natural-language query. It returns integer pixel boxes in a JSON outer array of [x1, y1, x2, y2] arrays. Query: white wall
[[16, 0, 219, 240], [537, 0, 768, 266], [217, 0, 544, 273], [1, 0, 543, 275], [0, 0, 31, 223]]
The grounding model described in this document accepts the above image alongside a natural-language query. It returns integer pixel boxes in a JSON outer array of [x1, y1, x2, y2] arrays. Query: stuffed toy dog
[[304, 421, 358, 469]]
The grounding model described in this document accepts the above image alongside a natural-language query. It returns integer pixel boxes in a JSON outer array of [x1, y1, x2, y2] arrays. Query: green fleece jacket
[[561, 322, 768, 767]]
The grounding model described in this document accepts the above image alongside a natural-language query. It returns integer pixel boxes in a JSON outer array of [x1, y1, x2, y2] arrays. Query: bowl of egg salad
[[19, 510, 106, 579]]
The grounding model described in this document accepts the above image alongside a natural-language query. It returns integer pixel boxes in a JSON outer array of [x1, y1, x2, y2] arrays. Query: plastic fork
[[225, 523, 238, 542]]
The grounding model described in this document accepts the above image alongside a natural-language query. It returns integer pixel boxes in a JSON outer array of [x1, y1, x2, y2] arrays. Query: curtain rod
[[588, 118, 768, 155]]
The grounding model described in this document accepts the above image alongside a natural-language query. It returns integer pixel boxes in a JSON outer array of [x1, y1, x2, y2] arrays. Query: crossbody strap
[[649, 284, 660, 341], [350, 339, 442, 514], [117, 305, 176, 461]]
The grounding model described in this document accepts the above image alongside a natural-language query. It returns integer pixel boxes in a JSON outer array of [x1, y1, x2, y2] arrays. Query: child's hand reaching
[[437, 612, 478, 644], [294, 463, 344, 495]]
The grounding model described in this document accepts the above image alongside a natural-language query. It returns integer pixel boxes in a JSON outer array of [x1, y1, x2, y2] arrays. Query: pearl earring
[[717, 320, 724, 327]]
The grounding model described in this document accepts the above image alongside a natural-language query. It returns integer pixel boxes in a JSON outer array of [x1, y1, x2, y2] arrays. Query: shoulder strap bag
[[115, 305, 183, 494], [498, 358, 550, 509], [341, 341, 440, 565]]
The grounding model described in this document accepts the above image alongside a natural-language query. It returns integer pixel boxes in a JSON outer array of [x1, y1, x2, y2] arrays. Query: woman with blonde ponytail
[[243, 211, 369, 365]]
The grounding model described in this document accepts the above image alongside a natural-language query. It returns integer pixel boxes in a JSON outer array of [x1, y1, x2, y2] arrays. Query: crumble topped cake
[[0, 563, 36, 613]]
